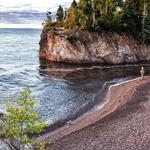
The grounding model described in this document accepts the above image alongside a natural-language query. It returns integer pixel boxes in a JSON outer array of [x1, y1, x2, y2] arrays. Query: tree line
[[44, 0, 150, 43]]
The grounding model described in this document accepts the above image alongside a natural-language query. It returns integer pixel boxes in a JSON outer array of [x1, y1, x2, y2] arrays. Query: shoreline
[[39, 79, 115, 133], [38, 76, 150, 145]]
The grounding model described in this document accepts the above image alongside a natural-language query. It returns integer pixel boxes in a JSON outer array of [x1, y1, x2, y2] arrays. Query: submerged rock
[[0, 139, 15, 150], [0, 119, 5, 135], [0, 139, 33, 150], [39, 31, 150, 64], [0, 140, 10, 150]]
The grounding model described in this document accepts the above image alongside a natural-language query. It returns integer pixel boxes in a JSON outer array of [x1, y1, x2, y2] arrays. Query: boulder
[[0, 139, 14, 150]]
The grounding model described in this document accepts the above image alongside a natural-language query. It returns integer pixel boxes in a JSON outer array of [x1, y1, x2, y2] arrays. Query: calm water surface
[[0, 28, 150, 124]]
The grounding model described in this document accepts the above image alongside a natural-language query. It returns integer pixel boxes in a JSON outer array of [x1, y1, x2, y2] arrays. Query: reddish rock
[[39, 31, 150, 64]]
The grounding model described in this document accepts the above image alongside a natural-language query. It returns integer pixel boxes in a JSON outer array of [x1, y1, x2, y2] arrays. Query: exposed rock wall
[[39, 31, 150, 64]]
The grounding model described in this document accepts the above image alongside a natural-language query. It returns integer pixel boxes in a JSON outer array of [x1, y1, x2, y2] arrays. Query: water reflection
[[39, 59, 150, 126], [0, 29, 149, 127], [39, 59, 150, 83]]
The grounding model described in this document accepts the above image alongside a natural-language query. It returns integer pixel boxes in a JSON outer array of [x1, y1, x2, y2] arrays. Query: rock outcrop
[[39, 31, 150, 64]]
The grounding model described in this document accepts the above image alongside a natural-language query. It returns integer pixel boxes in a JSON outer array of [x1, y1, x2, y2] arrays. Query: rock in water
[[0, 119, 5, 135], [39, 31, 150, 64], [0, 140, 11, 150]]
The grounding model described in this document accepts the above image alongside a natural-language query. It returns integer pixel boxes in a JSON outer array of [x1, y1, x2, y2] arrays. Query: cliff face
[[39, 31, 150, 64]]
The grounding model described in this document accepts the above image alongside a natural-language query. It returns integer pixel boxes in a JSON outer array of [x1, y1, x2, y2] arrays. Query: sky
[[0, 0, 76, 28]]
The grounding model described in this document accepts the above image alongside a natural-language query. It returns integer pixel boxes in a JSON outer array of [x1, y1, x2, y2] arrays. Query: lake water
[[0, 28, 150, 125]]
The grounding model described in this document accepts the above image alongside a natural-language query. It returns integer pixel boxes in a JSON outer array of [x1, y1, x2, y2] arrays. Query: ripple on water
[[0, 29, 150, 126]]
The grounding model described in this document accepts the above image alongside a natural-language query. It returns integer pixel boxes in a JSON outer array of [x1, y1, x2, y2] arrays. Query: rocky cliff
[[39, 31, 150, 64]]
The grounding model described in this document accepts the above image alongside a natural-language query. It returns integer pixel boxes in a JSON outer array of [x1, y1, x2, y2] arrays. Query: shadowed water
[[0, 28, 150, 125]]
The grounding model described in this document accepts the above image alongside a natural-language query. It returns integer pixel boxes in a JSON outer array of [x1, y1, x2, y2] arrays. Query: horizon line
[[0, 23, 43, 29]]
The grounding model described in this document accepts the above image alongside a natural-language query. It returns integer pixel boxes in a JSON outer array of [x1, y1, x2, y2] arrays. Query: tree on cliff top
[[65, 7, 79, 29], [142, 0, 150, 43], [71, 0, 77, 8], [122, 0, 142, 33], [0, 89, 47, 149], [46, 12, 52, 22], [56, 5, 64, 22], [44, 0, 150, 43], [78, 0, 93, 29]]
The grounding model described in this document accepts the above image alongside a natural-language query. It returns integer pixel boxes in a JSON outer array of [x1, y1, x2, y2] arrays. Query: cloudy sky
[[0, 0, 76, 28]]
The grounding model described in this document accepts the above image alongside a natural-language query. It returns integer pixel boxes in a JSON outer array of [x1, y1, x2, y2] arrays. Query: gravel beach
[[39, 77, 150, 150]]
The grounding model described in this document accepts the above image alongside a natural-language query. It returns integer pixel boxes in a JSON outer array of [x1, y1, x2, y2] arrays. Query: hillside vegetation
[[43, 0, 150, 43]]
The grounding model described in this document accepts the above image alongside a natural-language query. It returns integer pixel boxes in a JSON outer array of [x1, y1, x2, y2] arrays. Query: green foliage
[[56, 5, 64, 22], [64, 7, 78, 29], [142, 14, 150, 43], [44, 0, 150, 43], [122, 0, 142, 33], [78, 0, 93, 29], [0, 89, 47, 149], [37, 141, 47, 150], [55, 5, 64, 28], [46, 12, 52, 22], [142, 0, 150, 43], [71, 0, 77, 8]]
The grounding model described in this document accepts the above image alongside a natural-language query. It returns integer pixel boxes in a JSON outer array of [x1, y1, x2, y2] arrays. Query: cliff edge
[[39, 31, 150, 64]]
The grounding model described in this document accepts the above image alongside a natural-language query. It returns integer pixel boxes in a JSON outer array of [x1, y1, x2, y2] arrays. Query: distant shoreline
[[0, 28, 42, 30], [0, 24, 42, 29]]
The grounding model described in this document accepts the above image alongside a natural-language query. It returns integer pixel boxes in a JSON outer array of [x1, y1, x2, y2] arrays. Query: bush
[[0, 89, 47, 150]]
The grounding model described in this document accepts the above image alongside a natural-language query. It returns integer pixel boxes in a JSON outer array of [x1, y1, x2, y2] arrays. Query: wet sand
[[38, 76, 150, 150]]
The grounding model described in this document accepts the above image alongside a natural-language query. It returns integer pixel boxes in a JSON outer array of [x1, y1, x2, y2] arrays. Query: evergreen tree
[[114, 0, 124, 7], [78, 0, 93, 29], [122, 0, 142, 32], [46, 12, 52, 22], [142, 0, 150, 43], [71, 0, 77, 8], [65, 7, 78, 29], [93, 0, 106, 19], [56, 5, 64, 22], [44, 0, 150, 43]]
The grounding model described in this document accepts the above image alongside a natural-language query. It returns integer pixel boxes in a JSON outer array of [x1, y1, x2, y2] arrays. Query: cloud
[[0, 11, 46, 24], [0, 0, 78, 28], [0, 0, 75, 12]]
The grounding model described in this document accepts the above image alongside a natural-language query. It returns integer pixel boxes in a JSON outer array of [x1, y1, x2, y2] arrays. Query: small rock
[[0, 140, 12, 150], [66, 120, 72, 125], [0, 119, 6, 136], [20, 144, 33, 150]]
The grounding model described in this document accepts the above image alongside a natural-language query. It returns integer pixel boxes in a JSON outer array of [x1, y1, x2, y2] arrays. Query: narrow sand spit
[[38, 76, 150, 150]]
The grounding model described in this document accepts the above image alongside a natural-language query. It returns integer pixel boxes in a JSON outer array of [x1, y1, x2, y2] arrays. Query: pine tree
[[65, 7, 78, 29], [46, 12, 52, 22], [142, 0, 150, 43], [56, 5, 64, 22], [78, 0, 93, 29], [122, 0, 143, 34], [71, 0, 77, 8], [43, 0, 150, 43]]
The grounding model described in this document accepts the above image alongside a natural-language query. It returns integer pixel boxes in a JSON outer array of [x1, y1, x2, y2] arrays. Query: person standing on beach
[[140, 67, 145, 80]]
